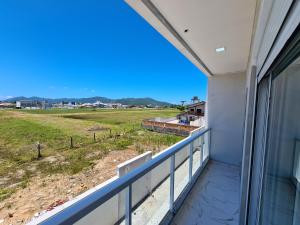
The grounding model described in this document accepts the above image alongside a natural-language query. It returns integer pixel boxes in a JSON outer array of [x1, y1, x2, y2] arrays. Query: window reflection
[[259, 57, 300, 225]]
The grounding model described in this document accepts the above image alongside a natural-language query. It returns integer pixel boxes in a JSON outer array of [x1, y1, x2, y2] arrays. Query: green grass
[[21, 108, 177, 115], [21, 108, 103, 114], [61, 109, 177, 126], [0, 117, 72, 148], [0, 111, 8, 116], [0, 109, 182, 197], [0, 188, 15, 201]]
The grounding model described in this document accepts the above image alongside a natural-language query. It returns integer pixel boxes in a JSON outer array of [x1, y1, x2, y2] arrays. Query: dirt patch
[[0, 178, 10, 187], [0, 149, 138, 225], [41, 155, 65, 163], [86, 125, 109, 132]]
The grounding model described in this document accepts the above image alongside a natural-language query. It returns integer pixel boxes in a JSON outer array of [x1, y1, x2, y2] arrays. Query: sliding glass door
[[258, 56, 300, 225], [248, 29, 300, 225]]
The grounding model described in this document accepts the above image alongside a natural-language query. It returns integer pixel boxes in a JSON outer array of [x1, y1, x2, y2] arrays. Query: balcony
[[27, 128, 242, 225]]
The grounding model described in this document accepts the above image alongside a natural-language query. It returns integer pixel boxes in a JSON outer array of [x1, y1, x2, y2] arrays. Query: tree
[[180, 100, 186, 106], [177, 105, 186, 111], [191, 96, 199, 103]]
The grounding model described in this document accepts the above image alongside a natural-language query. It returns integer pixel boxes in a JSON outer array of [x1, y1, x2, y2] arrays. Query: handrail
[[40, 128, 211, 225]]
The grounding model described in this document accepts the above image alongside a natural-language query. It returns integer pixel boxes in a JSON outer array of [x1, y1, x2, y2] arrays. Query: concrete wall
[[151, 117, 177, 123], [190, 117, 205, 127], [117, 151, 152, 218], [142, 120, 198, 136], [207, 72, 246, 166], [117, 151, 152, 177]]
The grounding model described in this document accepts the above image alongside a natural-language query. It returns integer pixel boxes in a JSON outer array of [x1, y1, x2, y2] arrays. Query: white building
[[15, 100, 47, 109], [29, 1, 300, 225], [93, 101, 106, 108]]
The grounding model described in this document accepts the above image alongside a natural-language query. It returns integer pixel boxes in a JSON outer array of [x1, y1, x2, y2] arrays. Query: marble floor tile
[[171, 160, 241, 225]]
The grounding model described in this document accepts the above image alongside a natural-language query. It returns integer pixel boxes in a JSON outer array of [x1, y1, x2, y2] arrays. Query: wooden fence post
[[70, 136, 74, 148], [36, 142, 42, 158]]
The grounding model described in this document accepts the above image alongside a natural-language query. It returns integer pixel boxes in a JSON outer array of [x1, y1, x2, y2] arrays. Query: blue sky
[[0, 0, 207, 104]]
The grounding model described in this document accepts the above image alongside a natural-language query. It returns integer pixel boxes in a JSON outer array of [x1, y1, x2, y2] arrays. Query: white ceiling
[[126, 0, 257, 76]]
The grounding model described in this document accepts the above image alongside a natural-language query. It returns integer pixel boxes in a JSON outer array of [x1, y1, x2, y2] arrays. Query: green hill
[[5, 96, 172, 106]]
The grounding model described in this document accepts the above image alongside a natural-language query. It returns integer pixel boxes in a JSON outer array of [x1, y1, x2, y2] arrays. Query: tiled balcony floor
[[259, 175, 297, 225], [171, 160, 241, 225]]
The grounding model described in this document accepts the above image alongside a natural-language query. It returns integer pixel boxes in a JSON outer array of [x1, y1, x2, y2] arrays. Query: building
[[0, 102, 15, 109], [93, 101, 106, 108], [176, 101, 205, 125], [176, 112, 199, 125], [186, 101, 205, 116], [51, 101, 79, 109], [79, 103, 93, 108], [15, 100, 47, 109], [142, 117, 200, 136], [29, 1, 300, 225]]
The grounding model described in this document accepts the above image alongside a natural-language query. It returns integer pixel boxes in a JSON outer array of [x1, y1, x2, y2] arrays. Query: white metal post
[[202, 137, 205, 163], [169, 154, 175, 213], [200, 137, 204, 164], [189, 142, 193, 182], [125, 184, 132, 225]]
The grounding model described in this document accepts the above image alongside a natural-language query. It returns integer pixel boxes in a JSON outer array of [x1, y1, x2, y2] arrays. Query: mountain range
[[4, 96, 172, 106]]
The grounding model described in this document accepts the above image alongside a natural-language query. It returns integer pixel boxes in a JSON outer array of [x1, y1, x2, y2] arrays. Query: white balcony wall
[[207, 72, 246, 166]]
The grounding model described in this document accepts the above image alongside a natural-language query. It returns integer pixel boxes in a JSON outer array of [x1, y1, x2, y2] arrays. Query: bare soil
[[0, 149, 138, 225]]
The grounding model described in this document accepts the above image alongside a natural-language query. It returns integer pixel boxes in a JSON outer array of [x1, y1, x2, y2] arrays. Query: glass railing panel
[[74, 189, 126, 225], [192, 136, 202, 176], [174, 145, 189, 201], [131, 158, 171, 225]]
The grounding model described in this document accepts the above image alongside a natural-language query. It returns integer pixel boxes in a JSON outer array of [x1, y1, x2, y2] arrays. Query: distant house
[[93, 101, 106, 108], [51, 101, 78, 109], [80, 103, 93, 108], [67, 102, 77, 108], [16, 100, 48, 109], [0, 102, 15, 109], [177, 101, 206, 126], [111, 103, 122, 109], [177, 112, 196, 124], [186, 101, 205, 116]]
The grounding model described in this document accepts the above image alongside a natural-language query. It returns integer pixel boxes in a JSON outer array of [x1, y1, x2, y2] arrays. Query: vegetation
[[0, 108, 182, 201], [0, 188, 15, 202], [177, 105, 186, 111], [191, 96, 199, 103]]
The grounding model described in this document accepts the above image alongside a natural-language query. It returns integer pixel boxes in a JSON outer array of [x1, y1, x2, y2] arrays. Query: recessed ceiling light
[[215, 47, 225, 53]]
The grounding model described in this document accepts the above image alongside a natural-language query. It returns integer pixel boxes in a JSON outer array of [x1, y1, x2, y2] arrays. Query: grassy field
[[0, 108, 181, 201]]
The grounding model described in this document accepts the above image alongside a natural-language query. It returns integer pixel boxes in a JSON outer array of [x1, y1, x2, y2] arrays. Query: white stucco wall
[[207, 72, 246, 166]]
